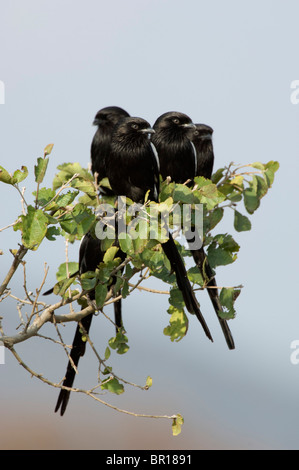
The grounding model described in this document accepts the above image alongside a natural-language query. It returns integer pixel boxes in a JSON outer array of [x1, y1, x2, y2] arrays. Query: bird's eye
[[131, 123, 139, 130], [194, 130, 199, 136], [172, 118, 180, 125]]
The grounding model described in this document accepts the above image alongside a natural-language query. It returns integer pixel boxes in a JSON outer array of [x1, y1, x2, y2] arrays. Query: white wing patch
[[150, 141, 160, 172], [190, 141, 197, 176]]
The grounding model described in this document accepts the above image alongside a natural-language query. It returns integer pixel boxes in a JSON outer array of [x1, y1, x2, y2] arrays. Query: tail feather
[[114, 299, 123, 334], [191, 247, 235, 350], [162, 233, 213, 342], [55, 313, 93, 416]]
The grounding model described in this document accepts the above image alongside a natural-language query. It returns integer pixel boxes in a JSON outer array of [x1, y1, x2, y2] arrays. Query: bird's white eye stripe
[[150, 142, 160, 172], [190, 141, 197, 175]]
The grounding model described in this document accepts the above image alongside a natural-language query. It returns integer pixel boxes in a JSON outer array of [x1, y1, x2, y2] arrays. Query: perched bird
[[153, 112, 234, 350], [107, 116, 213, 342], [192, 124, 214, 179], [90, 105, 129, 347], [54, 231, 125, 416], [152, 111, 197, 184], [91, 106, 130, 194], [54, 106, 130, 416], [189, 123, 235, 349]]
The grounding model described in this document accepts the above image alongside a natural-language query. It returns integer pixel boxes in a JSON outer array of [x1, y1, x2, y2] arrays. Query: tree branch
[[0, 245, 28, 297]]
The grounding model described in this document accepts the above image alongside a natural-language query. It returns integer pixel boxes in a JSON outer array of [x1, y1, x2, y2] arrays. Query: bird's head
[[112, 117, 155, 147], [153, 111, 196, 141], [92, 106, 130, 128], [192, 124, 214, 142]]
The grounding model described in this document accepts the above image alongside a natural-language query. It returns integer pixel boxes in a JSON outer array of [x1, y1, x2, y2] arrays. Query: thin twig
[[8, 344, 178, 423], [0, 219, 22, 233], [0, 244, 28, 297]]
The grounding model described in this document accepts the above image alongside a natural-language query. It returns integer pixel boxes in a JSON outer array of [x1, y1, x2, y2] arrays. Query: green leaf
[[109, 331, 130, 355], [52, 162, 92, 190], [255, 175, 268, 199], [243, 186, 260, 214], [56, 190, 79, 208], [219, 287, 241, 319], [159, 181, 175, 202], [98, 177, 112, 190], [103, 246, 119, 264], [44, 143, 54, 156], [187, 266, 204, 286], [70, 178, 96, 197], [173, 184, 194, 204], [207, 234, 240, 269], [95, 283, 108, 308], [104, 347, 111, 360], [33, 187, 56, 208], [0, 165, 28, 185], [194, 179, 226, 209], [251, 162, 265, 170], [264, 160, 279, 187], [46, 226, 61, 240], [204, 207, 224, 233], [19, 205, 48, 250], [172, 414, 184, 436], [118, 233, 134, 254], [101, 377, 124, 395], [164, 305, 189, 342], [80, 272, 97, 291], [56, 262, 79, 281], [0, 166, 13, 184], [59, 203, 95, 237], [234, 210, 252, 232], [230, 174, 244, 187], [169, 288, 185, 309], [34, 157, 49, 183], [212, 168, 225, 184], [145, 376, 153, 389], [53, 277, 76, 296], [12, 166, 29, 184]]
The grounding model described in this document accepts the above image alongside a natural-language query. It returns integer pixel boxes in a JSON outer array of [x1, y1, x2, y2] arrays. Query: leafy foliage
[[0, 144, 279, 436]]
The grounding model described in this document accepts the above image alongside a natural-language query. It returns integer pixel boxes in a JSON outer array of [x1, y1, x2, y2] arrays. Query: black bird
[[91, 106, 130, 194], [189, 123, 235, 348], [107, 116, 213, 342], [151, 111, 197, 184], [50, 107, 130, 416], [153, 112, 234, 350], [192, 124, 214, 179], [54, 231, 125, 416], [90, 105, 129, 343]]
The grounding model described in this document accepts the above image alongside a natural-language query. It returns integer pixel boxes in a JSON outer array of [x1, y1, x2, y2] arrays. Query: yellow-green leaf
[[172, 414, 184, 436]]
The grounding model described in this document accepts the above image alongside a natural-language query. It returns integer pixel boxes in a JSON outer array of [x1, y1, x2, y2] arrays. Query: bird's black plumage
[[107, 116, 213, 342], [54, 232, 102, 416], [91, 106, 130, 193], [90, 106, 129, 331], [54, 232, 125, 416], [153, 112, 234, 350], [192, 124, 214, 179], [54, 106, 130, 416], [189, 123, 234, 349], [152, 111, 197, 184]]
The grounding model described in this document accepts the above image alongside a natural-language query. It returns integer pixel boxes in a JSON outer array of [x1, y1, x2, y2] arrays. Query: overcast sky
[[1, 0, 299, 450]]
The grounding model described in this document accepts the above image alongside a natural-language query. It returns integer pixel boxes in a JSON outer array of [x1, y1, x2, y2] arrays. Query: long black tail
[[161, 233, 213, 342], [190, 246, 235, 350], [55, 312, 93, 416], [114, 299, 123, 333]]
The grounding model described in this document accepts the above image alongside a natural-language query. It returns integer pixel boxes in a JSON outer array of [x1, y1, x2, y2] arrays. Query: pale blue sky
[[0, 0, 299, 450]]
